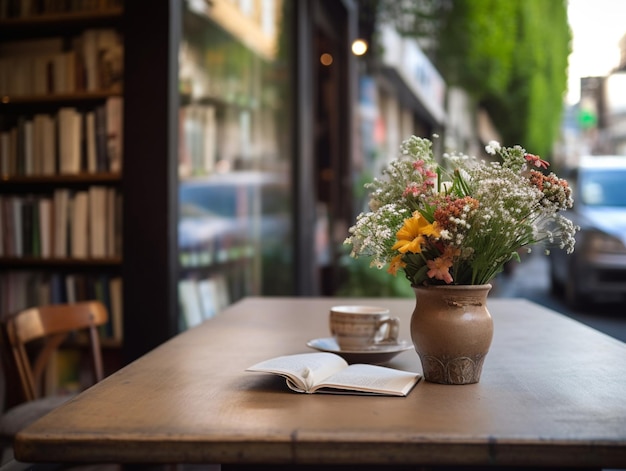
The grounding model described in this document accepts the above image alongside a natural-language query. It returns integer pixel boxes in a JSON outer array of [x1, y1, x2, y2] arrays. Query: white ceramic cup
[[329, 305, 400, 350]]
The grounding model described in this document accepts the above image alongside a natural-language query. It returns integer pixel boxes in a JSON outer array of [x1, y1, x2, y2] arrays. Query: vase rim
[[411, 283, 492, 291]]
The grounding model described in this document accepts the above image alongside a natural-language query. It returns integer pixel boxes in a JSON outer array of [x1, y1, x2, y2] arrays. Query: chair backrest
[[4, 301, 108, 402]]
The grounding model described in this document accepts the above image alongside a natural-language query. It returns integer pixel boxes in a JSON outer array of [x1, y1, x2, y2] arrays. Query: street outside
[[491, 251, 626, 343]]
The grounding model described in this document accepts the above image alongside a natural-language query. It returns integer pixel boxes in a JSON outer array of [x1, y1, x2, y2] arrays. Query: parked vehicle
[[179, 172, 291, 250], [178, 171, 292, 294], [549, 156, 626, 307]]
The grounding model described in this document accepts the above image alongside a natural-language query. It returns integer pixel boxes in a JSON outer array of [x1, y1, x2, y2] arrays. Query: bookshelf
[[0, 0, 357, 375], [0, 1, 125, 358]]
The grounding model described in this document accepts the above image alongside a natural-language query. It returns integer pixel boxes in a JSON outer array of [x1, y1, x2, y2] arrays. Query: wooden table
[[14, 297, 626, 469]]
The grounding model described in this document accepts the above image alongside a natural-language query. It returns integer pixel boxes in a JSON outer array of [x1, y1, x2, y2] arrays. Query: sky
[[566, 0, 626, 104]]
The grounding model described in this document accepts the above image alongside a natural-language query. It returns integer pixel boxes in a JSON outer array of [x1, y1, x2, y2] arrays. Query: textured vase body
[[410, 284, 493, 385]]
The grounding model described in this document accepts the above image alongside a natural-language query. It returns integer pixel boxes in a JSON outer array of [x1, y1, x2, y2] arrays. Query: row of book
[[178, 104, 217, 178], [0, 186, 122, 259], [0, 29, 122, 96], [0, 97, 123, 177], [178, 270, 255, 330], [0, 270, 123, 343], [0, 0, 122, 19]]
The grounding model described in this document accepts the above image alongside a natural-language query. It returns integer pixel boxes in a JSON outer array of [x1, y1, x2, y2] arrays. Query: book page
[[246, 352, 348, 392], [313, 363, 420, 396]]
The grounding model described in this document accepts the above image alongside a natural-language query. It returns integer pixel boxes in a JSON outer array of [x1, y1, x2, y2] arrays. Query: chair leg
[[1, 444, 15, 467]]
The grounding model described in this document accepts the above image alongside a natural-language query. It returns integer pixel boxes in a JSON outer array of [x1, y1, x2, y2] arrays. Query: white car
[[549, 155, 626, 307]]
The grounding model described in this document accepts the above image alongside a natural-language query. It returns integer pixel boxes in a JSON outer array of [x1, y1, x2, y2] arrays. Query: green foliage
[[337, 255, 414, 298], [480, 0, 571, 157], [373, 0, 572, 158], [437, 0, 518, 99]]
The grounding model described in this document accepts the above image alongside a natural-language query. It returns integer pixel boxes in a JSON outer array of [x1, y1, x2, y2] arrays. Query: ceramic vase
[[410, 284, 493, 385]]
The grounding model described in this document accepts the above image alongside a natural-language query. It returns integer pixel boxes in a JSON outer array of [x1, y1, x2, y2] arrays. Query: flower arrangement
[[345, 135, 579, 286]]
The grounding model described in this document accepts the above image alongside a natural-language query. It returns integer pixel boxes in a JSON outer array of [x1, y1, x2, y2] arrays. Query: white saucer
[[306, 337, 413, 364]]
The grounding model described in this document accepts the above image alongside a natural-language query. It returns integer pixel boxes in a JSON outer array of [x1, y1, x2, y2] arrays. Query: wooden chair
[[0, 301, 109, 464]]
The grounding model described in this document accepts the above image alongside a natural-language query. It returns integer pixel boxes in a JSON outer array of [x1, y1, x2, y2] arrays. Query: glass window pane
[[178, 0, 293, 325]]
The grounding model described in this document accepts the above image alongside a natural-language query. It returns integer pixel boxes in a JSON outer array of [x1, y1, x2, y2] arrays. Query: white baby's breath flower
[[485, 140, 501, 155], [439, 229, 451, 240]]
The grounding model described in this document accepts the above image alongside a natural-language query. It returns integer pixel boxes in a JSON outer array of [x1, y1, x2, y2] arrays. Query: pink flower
[[412, 160, 425, 170], [525, 153, 549, 169]]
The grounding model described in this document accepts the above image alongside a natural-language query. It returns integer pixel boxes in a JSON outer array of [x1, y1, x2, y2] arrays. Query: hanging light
[[351, 39, 368, 56], [320, 53, 333, 66]]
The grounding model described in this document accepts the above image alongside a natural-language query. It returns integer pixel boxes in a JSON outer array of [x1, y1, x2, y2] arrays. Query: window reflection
[[178, 0, 293, 327]]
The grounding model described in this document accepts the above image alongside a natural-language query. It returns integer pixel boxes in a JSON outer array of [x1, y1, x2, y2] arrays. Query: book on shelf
[[37, 114, 57, 175], [0, 197, 3, 257], [1, 98, 122, 177], [81, 28, 123, 93], [246, 352, 421, 396], [105, 187, 116, 256], [106, 96, 123, 173], [21, 118, 34, 176], [178, 278, 204, 329], [20, 196, 36, 257], [1, 197, 12, 256], [0, 272, 25, 317], [11, 196, 23, 257], [178, 104, 217, 178], [53, 188, 70, 257], [88, 185, 107, 257], [0, 188, 121, 260], [0, 30, 122, 97], [32, 53, 51, 95], [85, 111, 97, 173], [114, 191, 122, 256], [210, 274, 230, 312], [38, 197, 52, 258], [0, 37, 63, 96], [32, 115, 45, 175], [0, 271, 50, 318], [58, 107, 82, 175], [71, 191, 89, 258], [0, 0, 123, 20], [65, 274, 77, 303], [177, 273, 236, 330], [109, 276, 123, 342], [197, 278, 218, 320], [48, 273, 65, 304], [0, 131, 10, 176]]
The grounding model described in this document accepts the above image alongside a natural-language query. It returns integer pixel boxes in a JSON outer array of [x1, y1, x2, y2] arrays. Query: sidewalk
[[490, 251, 550, 298]]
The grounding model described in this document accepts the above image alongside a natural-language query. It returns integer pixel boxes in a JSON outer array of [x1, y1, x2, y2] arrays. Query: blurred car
[[178, 202, 244, 253], [179, 172, 291, 245], [549, 155, 626, 306], [178, 172, 293, 293]]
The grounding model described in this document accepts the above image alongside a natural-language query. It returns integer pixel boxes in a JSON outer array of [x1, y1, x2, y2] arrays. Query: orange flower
[[391, 212, 440, 254], [426, 247, 461, 284], [426, 246, 460, 284], [426, 257, 453, 284], [387, 254, 406, 275]]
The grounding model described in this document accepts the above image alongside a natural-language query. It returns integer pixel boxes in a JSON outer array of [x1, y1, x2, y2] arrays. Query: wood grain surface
[[14, 297, 626, 468]]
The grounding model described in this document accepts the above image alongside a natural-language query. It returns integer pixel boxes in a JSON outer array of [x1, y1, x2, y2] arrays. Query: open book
[[246, 352, 421, 396]]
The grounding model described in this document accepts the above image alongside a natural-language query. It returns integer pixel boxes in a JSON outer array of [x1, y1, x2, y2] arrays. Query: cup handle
[[378, 317, 400, 343]]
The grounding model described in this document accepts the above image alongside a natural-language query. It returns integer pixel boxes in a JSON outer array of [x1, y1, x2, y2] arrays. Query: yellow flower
[[391, 212, 440, 254]]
